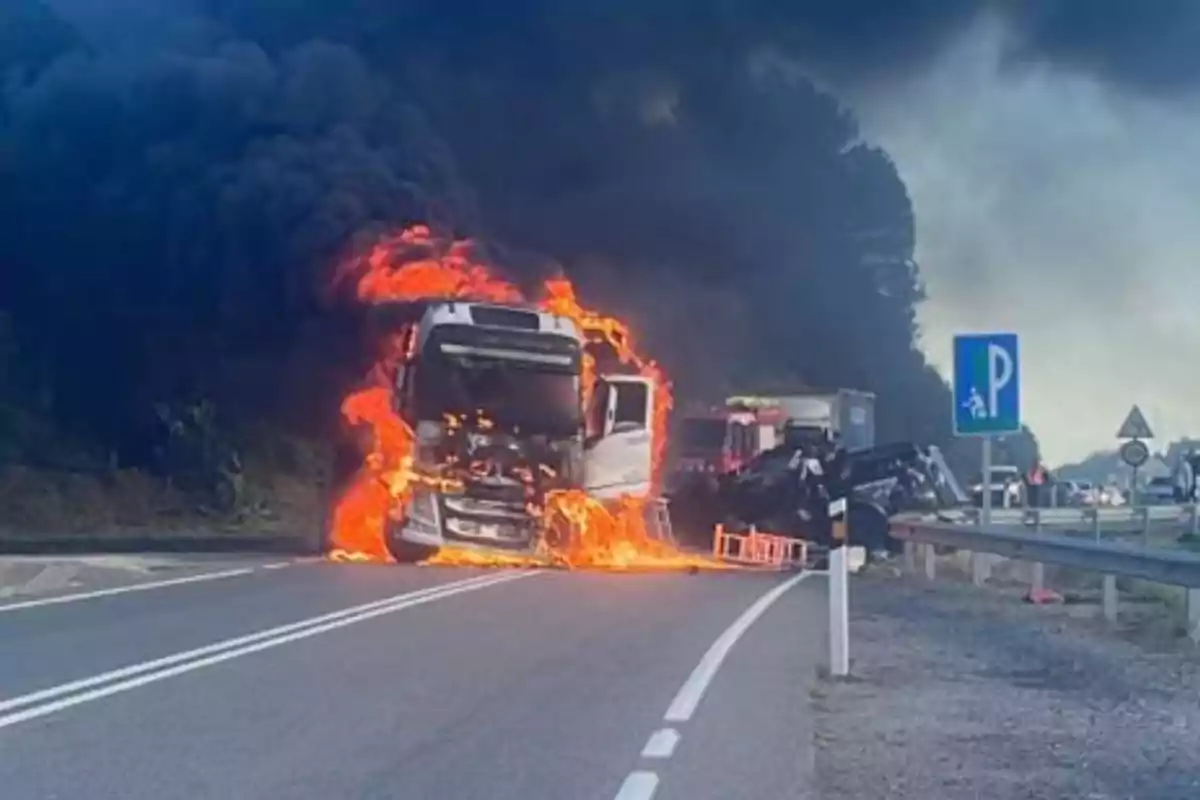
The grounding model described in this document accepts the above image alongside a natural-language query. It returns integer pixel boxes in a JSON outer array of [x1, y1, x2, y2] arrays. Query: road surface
[[0, 560, 824, 799]]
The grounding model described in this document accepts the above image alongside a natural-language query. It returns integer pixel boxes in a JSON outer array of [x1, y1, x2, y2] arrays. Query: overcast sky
[[844, 14, 1200, 466]]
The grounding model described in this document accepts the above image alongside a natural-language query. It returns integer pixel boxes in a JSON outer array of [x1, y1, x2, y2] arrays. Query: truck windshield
[[415, 342, 582, 437], [679, 418, 727, 455]]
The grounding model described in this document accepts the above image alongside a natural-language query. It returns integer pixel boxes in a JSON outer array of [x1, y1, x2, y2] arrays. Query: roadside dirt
[[813, 565, 1200, 799]]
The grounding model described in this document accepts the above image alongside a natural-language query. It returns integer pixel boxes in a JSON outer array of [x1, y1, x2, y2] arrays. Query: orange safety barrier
[[712, 524, 808, 569]]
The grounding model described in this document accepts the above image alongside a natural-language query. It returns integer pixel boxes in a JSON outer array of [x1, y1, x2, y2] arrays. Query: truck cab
[[668, 403, 783, 492], [378, 300, 655, 557]]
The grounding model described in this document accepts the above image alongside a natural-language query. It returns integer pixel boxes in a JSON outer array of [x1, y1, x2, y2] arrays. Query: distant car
[[1069, 480, 1097, 506], [969, 465, 1023, 507], [1141, 477, 1176, 505]]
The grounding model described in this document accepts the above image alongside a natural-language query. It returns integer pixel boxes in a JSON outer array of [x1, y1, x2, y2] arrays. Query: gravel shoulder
[[813, 566, 1200, 799]]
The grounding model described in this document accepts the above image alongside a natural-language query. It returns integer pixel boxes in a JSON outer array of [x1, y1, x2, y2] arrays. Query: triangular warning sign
[[1116, 404, 1154, 439]]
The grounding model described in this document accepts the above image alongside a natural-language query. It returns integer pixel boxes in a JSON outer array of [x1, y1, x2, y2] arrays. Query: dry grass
[[0, 439, 328, 539]]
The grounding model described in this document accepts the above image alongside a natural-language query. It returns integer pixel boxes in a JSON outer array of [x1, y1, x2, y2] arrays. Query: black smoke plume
[[16, 0, 1186, 476]]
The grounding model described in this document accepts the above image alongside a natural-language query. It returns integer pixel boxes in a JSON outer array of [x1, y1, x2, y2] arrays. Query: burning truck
[[358, 298, 654, 560], [324, 225, 707, 570]]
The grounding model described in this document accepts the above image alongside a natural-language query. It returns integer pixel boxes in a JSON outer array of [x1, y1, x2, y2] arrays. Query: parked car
[[1140, 476, 1176, 505]]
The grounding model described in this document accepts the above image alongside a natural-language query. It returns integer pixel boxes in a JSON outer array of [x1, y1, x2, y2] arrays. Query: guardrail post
[[969, 502, 990, 585], [1102, 575, 1118, 623], [1191, 503, 1199, 538], [1030, 508, 1045, 592], [1090, 507, 1101, 542], [922, 543, 936, 580], [904, 541, 916, 572], [971, 550, 990, 586], [1187, 589, 1200, 642], [1140, 507, 1151, 548]]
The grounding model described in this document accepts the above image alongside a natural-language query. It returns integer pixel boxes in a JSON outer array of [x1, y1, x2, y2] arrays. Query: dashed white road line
[[0, 571, 536, 730], [0, 566, 257, 614], [640, 728, 680, 759], [614, 771, 660, 800], [611, 570, 812, 800], [664, 571, 810, 723], [260, 561, 293, 570]]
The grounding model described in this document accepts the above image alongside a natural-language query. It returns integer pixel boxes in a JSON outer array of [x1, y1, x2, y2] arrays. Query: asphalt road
[[0, 560, 824, 799]]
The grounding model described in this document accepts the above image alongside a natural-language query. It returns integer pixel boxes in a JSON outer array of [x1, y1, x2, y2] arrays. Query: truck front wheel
[[385, 521, 440, 563]]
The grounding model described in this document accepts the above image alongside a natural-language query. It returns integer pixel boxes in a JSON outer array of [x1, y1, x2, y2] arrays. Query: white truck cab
[[385, 299, 656, 556]]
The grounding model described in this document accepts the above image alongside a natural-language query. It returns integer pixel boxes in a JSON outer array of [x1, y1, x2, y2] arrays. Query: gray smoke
[[837, 9, 1200, 463]]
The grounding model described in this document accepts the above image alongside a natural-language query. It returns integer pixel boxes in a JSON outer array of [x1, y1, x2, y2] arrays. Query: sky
[[843, 12, 1200, 466]]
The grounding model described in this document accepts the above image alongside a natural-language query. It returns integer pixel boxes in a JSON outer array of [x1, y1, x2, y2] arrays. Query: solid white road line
[[0, 571, 531, 726], [640, 728, 680, 759], [613, 771, 660, 800], [663, 571, 810, 723], [0, 567, 257, 614], [0, 570, 537, 730]]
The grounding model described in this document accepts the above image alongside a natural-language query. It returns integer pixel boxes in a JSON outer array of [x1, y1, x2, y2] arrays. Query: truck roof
[[367, 299, 581, 340], [726, 388, 876, 402]]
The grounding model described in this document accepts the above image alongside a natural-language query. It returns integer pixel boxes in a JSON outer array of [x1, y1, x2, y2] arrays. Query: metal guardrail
[[960, 504, 1194, 529], [890, 519, 1200, 588], [888, 515, 1200, 634]]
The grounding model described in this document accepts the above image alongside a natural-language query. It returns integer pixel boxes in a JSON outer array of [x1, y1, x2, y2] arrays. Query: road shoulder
[[813, 570, 1200, 799]]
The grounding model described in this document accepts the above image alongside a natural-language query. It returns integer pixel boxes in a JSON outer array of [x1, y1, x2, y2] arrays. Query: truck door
[[583, 374, 655, 500]]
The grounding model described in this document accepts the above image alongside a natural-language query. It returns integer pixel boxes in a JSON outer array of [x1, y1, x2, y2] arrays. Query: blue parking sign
[[953, 333, 1020, 436]]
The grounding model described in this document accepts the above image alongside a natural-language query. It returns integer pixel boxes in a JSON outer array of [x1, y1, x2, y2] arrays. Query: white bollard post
[[828, 545, 850, 677], [922, 543, 936, 580]]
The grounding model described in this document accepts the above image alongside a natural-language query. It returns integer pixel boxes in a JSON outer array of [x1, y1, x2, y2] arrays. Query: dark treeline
[[0, 1, 1045, 512]]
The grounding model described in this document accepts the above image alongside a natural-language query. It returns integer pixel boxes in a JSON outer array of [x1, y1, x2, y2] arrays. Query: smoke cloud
[[8, 0, 1199, 469]]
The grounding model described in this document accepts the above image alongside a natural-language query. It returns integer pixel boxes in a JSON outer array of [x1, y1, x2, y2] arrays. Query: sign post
[[1116, 405, 1154, 538], [953, 333, 1022, 530]]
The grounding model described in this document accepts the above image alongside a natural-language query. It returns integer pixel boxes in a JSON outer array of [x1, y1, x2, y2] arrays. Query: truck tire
[[386, 534, 440, 564]]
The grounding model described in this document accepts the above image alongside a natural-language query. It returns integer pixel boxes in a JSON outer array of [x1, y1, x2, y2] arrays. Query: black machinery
[[667, 436, 968, 559]]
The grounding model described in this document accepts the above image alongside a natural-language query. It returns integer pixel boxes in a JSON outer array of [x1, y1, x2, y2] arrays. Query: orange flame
[[536, 277, 673, 493], [340, 224, 522, 304], [327, 224, 721, 571]]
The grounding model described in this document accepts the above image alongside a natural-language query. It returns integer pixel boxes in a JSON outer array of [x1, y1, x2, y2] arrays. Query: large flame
[[327, 224, 723, 571], [537, 277, 673, 493]]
